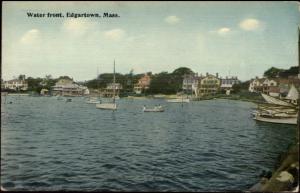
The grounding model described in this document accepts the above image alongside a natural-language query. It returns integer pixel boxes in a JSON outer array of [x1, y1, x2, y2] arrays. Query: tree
[[148, 72, 177, 94], [58, 76, 73, 80], [26, 77, 43, 93], [263, 67, 284, 78], [172, 67, 193, 76], [278, 66, 299, 78], [171, 67, 194, 92], [18, 74, 26, 80]]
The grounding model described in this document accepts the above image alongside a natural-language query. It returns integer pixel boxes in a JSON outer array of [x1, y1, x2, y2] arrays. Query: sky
[[2, 1, 300, 81]]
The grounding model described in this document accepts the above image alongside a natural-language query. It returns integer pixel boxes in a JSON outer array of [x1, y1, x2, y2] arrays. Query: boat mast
[[297, 27, 300, 142], [113, 60, 116, 103], [97, 66, 100, 98]]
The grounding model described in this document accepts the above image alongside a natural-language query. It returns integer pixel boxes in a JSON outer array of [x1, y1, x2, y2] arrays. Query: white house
[[248, 78, 264, 93], [220, 76, 240, 91], [52, 78, 89, 96], [3, 79, 28, 91]]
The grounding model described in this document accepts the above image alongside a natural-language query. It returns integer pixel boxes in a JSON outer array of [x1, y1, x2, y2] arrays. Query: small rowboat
[[143, 106, 164, 112]]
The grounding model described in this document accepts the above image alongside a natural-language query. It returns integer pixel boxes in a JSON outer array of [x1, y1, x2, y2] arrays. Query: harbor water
[[1, 96, 296, 191]]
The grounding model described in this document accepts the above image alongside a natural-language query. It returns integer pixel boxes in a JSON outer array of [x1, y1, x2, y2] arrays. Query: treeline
[[85, 67, 194, 94], [263, 66, 299, 78], [8, 65, 297, 95]]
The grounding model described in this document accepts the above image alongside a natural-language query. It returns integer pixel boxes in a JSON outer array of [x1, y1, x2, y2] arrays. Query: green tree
[[278, 66, 299, 78], [26, 77, 43, 93], [18, 74, 26, 80], [171, 67, 194, 92], [148, 72, 176, 94], [263, 67, 284, 78]]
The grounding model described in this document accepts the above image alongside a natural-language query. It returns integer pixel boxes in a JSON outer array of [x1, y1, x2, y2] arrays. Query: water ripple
[[1, 97, 296, 191]]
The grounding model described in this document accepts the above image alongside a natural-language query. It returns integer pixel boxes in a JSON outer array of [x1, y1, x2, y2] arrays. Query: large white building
[[220, 76, 240, 90], [52, 78, 89, 96], [2, 79, 28, 91], [182, 73, 199, 96]]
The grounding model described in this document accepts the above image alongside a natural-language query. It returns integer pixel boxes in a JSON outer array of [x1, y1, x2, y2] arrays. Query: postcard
[[1, 1, 299, 192]]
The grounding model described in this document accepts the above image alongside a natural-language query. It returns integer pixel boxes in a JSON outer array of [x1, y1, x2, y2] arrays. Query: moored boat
[[261, 93, 294, 107], [166, 98, 190, 103], [253, 113, 297, 125], [86, 97, 100, 104], [96, 103, 117, 110], [96, 60, 118, 110], [143, 105, 164, 112]]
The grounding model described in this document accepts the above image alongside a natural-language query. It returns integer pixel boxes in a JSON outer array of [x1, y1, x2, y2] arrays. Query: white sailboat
[[261, 93, 294, 107], [86, 67, 101, 104], [285, 84, 299, 105], [254, 28, 299, 125], [96, 60, 117, 110], [166, 92, 190, 103], [86, 97, 100, 104]]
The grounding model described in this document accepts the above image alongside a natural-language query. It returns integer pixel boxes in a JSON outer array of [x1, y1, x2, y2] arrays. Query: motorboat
[[143, 105, 164, 112]]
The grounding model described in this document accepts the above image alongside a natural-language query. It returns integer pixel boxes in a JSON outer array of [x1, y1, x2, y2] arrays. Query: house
[[52, 78, 89, 96], [262, 78, 278, 94], [134, 73, 151, 94], [106, 83, 123, 90], [248, 77, 264, 93], [182, 73, 199, 96], [101, 83, 123, 97], [2, 78, 28, 91], [220, 76, 240, 91], [40, 89, 49, 96], [197, 73, 220, 97], [268, 86, 280, 97]]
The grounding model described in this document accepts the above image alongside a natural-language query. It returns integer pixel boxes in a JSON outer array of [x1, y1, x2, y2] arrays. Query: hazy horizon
[[2, 1, 300, 82]]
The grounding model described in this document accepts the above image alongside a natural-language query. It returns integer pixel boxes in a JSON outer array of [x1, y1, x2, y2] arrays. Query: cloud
[[104, 29, 125, 41], [239, 18, 260, 31], [20, 29, 41, 44], [217, 27, 231, 35], [165, 15, 180, 24], [62, 19, 93, 36]]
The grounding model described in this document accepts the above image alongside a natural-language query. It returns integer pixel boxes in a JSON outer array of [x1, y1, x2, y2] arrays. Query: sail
[[261, 93, 293, 106], [286, 84, 299, 100]]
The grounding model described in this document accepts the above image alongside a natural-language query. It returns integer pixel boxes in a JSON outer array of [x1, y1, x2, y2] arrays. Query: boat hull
[[143, 109, 164, 112], [253, 115, 297, 125], [166, 98, 190, 103], [96, 103, 117, 110]]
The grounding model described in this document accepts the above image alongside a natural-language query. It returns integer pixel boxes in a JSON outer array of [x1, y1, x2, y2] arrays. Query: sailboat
[[253, 28, 299, 125], [261, 93, 294, 107], [166, 92, 190, 103], [285, 84, 299, 105], [86, 67, 101, 104], [96, 60, 117, 110]]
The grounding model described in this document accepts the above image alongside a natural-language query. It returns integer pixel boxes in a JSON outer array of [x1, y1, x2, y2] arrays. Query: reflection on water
[[1, 96, 296, 191]]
